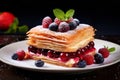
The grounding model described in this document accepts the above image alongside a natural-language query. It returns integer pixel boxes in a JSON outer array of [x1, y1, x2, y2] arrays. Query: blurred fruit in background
[[0, 11, 28, 34], [0, 12, 15, 30]]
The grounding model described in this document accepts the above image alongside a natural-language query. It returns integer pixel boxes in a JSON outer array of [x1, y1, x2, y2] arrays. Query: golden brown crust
[[26, 24, 95, 52]]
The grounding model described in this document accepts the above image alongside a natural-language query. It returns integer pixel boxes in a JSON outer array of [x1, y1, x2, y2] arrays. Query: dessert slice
[[26, 9, 96, 67]]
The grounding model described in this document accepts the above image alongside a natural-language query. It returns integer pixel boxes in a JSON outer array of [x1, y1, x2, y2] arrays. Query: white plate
[[0, 39, 120, 73]]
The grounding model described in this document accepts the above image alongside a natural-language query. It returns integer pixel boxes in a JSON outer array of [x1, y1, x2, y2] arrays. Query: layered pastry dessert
[[26, 9, 96, 67]]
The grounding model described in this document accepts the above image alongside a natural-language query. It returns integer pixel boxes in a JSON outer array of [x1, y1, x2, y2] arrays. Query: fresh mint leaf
[[53, 8, 75, 21], [53, 8, 65, 20], [4, 17, 28, 34], [65, 9, 75, 20], [108, 47, 116, 52], [14, 18, 19, 26], [18, 25, 28, 33]]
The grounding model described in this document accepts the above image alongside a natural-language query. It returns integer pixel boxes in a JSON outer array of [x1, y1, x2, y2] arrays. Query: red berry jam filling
[[28, 41, 95, 62]]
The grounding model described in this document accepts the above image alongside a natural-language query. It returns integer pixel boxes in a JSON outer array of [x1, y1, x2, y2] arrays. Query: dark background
[[0, 0, 120, 35]]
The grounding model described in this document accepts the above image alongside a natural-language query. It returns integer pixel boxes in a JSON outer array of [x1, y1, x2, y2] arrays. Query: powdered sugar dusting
[[33, 24, 91, 35]]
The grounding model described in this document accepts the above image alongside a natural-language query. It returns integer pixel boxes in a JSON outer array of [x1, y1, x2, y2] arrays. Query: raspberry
[[98, 48, 110, 58], [54, 18, 62, 25], [83, 54, 94, 65], [16, 49, 25, 60], [66, 17, 73, 23], [42, 16, 52, 28]]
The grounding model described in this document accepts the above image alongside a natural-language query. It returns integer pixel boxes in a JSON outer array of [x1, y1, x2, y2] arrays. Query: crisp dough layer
[[26, 24, 95, 52]]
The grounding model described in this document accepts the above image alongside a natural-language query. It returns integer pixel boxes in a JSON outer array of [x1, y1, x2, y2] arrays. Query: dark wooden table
[[0, 35, 120, 80]]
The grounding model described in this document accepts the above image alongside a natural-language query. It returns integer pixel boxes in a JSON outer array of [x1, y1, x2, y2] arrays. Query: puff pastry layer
[[26, 24, 95, 52]]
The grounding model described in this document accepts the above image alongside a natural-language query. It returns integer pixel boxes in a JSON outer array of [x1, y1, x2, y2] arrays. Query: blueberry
[[94, 53, 104, 64], [58, 22, 70, 32], [11, 53, 18, 60], [49, 22, 58, 31], [69, 21, 77, 30], [73, 18, 80, 25], [77, 60, 87, 68], [35, 60, 44, 67]]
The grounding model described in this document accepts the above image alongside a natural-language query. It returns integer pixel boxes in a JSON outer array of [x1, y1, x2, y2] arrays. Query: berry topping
[[83, 54, 94, 65], [41, 9, 81, 32], [98, 48, 110, 58], [66, 17, 73, 23], [94, 53, 104, 64], [49, 22, 58, 31], [42, 16, 52, 28], [73, 18, 80, 25], [54, 18, 62, 25], [35, 60, 44, 67], [16, 49, 25, 60], [69, 20, 77, 30], [77, 60, 87, 68], [58, 22, 70, 32], [60, 52, 69, 62], [11, 53, 18, 60]]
